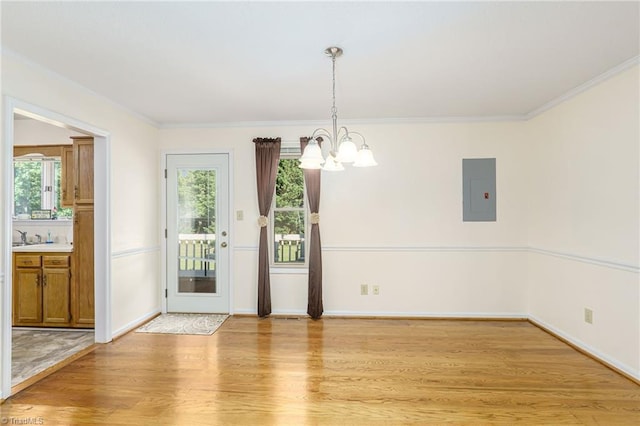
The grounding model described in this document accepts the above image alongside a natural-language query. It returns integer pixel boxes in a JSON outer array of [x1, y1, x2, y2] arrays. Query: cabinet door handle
[[74, 185, 78, 200], [43, 275, 47, 287], [37, 274, 41, 286]]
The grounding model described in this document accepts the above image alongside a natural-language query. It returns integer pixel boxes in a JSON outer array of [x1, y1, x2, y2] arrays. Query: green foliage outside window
[[14, 161, 41, 215], [13, 160, 73, 219], [274, 159, 304, 235], [177, 169, 216, 234]]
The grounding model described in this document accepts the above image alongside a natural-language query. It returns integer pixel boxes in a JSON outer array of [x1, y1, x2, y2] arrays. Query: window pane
[[275, 159, 304, 208], [177, 169, 216, 234], [177, 169, 217, 294], [274, 210, 305, 264], [14, 161, 42, 216]]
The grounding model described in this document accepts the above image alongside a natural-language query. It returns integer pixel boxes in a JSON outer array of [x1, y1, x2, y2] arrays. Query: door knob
[[221, 242, 227, 248], [221, 231, 227, 237]]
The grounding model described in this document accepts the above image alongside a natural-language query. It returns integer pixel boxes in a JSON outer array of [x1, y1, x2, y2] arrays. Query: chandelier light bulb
[[322, 156, 345, 171], [336, 137, 358, 163], [353, 145, 378, 167], [299, 140, 324, 165]]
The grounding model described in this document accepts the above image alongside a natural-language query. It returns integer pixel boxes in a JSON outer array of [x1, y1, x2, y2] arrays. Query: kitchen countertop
[[13, 243, 73, 253]]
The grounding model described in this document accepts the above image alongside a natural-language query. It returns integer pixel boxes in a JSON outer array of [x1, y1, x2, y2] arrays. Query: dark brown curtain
[[300, 137, 323, 319], [254, 137, 281, 317]]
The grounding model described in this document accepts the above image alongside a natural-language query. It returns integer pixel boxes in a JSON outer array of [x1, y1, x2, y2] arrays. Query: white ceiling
[[2, 1, 638, 127]]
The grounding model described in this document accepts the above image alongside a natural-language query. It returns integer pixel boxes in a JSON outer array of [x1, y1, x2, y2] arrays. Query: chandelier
[[299, 47, 378, 171]]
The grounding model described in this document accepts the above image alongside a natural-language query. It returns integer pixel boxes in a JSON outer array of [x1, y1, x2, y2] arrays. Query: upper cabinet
[[61, 146, 75, 208], [71, 136, 94, 205]]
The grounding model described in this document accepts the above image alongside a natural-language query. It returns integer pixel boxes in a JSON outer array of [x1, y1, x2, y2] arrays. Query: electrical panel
[[463, 158, 496, 222]]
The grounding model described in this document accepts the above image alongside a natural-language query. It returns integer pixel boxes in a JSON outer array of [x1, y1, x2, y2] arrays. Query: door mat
[[136, 313, 229, 335]]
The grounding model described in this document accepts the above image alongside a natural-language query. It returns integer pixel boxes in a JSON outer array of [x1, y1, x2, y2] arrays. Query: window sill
[[270, 267, 308, 275]]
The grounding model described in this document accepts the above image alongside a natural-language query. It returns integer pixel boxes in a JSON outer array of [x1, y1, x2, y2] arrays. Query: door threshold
[[12, 327, 95, 332]]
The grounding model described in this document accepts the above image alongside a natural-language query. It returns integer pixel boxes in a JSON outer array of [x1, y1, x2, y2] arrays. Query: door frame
[[1, 96, 112, 399], [160, 149, 234, 315]]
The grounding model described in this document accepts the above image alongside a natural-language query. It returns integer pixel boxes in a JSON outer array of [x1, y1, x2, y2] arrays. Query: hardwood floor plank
[[1, 317, 638, 425]]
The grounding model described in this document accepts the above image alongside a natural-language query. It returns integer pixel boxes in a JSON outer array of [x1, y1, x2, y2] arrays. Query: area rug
[[136, 313, 228, 335]]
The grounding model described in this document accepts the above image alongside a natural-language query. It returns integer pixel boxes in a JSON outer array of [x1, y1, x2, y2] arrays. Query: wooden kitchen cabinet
[[13, 253, 72, 327], [71, 136, 94, 205], [68, 135, 94, 328], [61, 145, 75, 207], [13, 258, 41, 325], [43, 256, 72, 325], [73, 205, 94, 328]]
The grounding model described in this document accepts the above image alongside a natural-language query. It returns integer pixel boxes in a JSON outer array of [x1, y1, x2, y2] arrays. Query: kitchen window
[[13, 157, 73, 219]]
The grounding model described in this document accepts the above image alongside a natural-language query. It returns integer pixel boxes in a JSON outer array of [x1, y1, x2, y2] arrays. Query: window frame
[[269, 149, 308, 272]]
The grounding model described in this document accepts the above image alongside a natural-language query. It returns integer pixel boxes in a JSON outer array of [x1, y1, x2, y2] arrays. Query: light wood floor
[[1, 317, 639, 425]]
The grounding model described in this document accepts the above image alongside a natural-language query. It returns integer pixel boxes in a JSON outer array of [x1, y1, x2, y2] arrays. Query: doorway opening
[[1, 98, 111, 399]]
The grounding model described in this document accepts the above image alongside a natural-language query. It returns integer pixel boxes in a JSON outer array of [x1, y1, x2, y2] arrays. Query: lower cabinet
[[13, 253, 72, 327]]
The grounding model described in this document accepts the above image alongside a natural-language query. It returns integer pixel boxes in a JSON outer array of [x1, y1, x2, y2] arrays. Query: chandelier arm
[[336, 126, 350, 142], [347, 131, 367, 146], [310, 128, 334, 143]]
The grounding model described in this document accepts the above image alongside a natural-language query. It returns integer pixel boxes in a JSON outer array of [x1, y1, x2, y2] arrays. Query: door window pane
[[177, 169, 217, 294]]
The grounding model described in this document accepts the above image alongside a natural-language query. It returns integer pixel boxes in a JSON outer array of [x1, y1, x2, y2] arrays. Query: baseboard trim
[[528, 316, 640, 385], [233, 309, 528, 321], [233, 311, 528, 321], [324, 310, 528, 319], [111, 309, 161, 340]]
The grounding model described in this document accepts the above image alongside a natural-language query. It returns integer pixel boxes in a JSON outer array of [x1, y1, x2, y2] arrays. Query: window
[[271, 156, 306, 266], [13, 158, 73, 219]]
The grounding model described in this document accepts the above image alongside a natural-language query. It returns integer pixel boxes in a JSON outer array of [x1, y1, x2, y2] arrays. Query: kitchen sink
[[12, 242, 42, 247]]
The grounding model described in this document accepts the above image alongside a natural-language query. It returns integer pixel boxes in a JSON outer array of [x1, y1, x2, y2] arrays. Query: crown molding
[[158, 114, 528, 129], [525, 55, 640, 120]]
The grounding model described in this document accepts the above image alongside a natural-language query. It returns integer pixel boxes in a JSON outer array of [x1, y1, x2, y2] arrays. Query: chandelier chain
[[331, 55, 338, 117]]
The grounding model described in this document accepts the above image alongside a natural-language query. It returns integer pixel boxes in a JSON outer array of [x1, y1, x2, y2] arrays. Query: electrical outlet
[[360, 284, 368, 296], [372, 285, 380, 295], [584, 308, 593, 324]]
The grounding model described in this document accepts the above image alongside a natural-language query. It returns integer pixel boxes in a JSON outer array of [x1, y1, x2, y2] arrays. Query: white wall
[[1, 51, 161, 395], [525, 66, 639, 378], [159, 120, 529, 317]]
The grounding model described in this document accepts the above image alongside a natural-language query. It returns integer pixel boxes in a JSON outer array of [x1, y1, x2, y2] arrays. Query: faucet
[[35, 234, 42, 243], [16, 230, 27, 245]]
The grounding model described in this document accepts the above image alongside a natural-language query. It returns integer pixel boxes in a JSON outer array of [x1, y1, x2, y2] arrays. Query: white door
[[166, 154, 230, 313]]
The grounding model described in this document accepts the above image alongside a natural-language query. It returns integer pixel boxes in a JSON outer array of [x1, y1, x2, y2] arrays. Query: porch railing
[[178, 234, 305, 271], [274, 234, 305, 263], [179, 236, 215, 276]]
